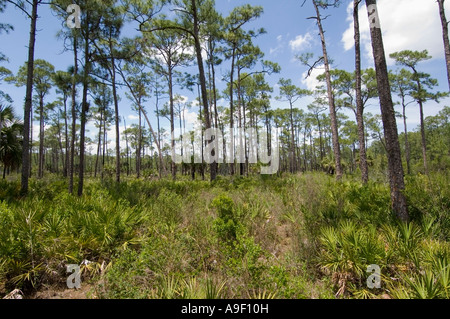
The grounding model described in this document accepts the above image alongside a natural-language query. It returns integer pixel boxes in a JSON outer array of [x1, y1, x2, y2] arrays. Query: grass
[[0, 171, 449, 299]]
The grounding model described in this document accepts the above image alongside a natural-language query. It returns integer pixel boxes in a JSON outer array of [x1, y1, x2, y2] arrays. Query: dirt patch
[[31, 283, 96, 299]]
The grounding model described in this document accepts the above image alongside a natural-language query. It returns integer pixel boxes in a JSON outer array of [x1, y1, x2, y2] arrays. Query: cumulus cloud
[[289, 32, 313, 52], [301, 67, 325, 91], [342, 0, 450, 64], [182, 108, 199, 126]]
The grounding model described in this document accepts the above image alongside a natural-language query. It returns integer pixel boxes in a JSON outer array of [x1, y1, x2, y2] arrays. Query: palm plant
[[0, 105, 23, 179]]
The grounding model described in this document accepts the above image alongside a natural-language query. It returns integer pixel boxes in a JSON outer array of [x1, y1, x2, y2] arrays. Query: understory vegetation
[[1, 172, 448, 299]]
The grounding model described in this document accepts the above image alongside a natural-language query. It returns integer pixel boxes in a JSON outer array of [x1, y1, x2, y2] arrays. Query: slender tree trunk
[[69, 35, 78, 194], [155, 83, 163, 179], [169, 64, 176, 180], [418, 97, 429, 175], [402, 101, 411, 175], [366, 0, 409, 222], [210, 41, 219, 177], [438, 0, 450, 91], [64, 96, 69, 177], [354, 0, 369, 183], [313, 1, 343, 180], [137, 107, 142, 178], [192, 0, 216, 181], [56, 111, 64, 175], [29, 106, 33, 177], [303, 128, 308, 171], [124, 116, 130, 176], [110, 56, 121, 183], [38, 96, 44, 179], [102, 117, 107, 179], [229, 48, 236, 175], [237, 68, 244, 176], [289, 101, 295, 173], [94, 106, 103, 178], [78, 18, 90, 197], [316, 115, 324, 161], [21, 0, 38, 195]]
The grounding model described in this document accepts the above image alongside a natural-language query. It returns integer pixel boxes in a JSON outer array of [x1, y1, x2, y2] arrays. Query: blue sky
[[1, 0, 449, 150]]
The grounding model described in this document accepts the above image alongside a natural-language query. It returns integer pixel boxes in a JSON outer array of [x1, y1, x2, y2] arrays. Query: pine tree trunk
[[38, 96, 44, 179], [313, 1, 343, 180], [289, 101, 295, 173], [21, 0, 38, 195], [124, 116, 130, 176], [155, 83, 163, 179], [95, 106, 103, 178], [137, 107, 142, 178], [64, 96, 69, 177], [366, 0, 409, 222], [169, 63, 176, 180], [110, 56, 121, 183], [78, 17, 90, 197], [438, 0, 450, 91], [29, 107, 33, 177], [354, 0, 369, 183], [102, 117, 107, 180], [69, 35, 78, 194], [192, 0, 216, 181], [229, 48, 236, 176], [402, 102, 411, 175], [418, 97, 429, 175], [237, 68, 244, 176], [210, 42, 219, 177]]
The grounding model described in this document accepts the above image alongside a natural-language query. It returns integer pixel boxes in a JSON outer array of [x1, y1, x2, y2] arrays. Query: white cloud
[[182, 108, 199, 126], [301, 67, 325, 91], [342, 0, 450, 65], [270, 35, 285, 56], [128, 115, 139, 121], [289, 32, 313, 52]]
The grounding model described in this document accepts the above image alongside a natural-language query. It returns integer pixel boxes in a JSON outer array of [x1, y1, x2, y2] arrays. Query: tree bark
[[192, 0, 216, 181], [110, 55, 121, 183], [354, 0, 369, 183], [402, 100, 411, 175], [38, 95, 44, 179], [29, 106, 33, 177], [155, 80, 163, 179], [123, 116, 130, 176], [366, 0, 409, 222], [78, 15, 90, 197], [169, 61, 176, 180], [289, 101, 296, 173], [137, 106, 142, 178], [418, 97, 428, 175], [94, 104, 103, 178], [64, 95, 69, 177], [102, 113, 107, 179], [313, 0, 343, 181], [229, 48, 236, 175], [69, 35, 78, 194], [438, 0, 450, 91], [21, 0, 38, 195], [412, 73, 429, 175]]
